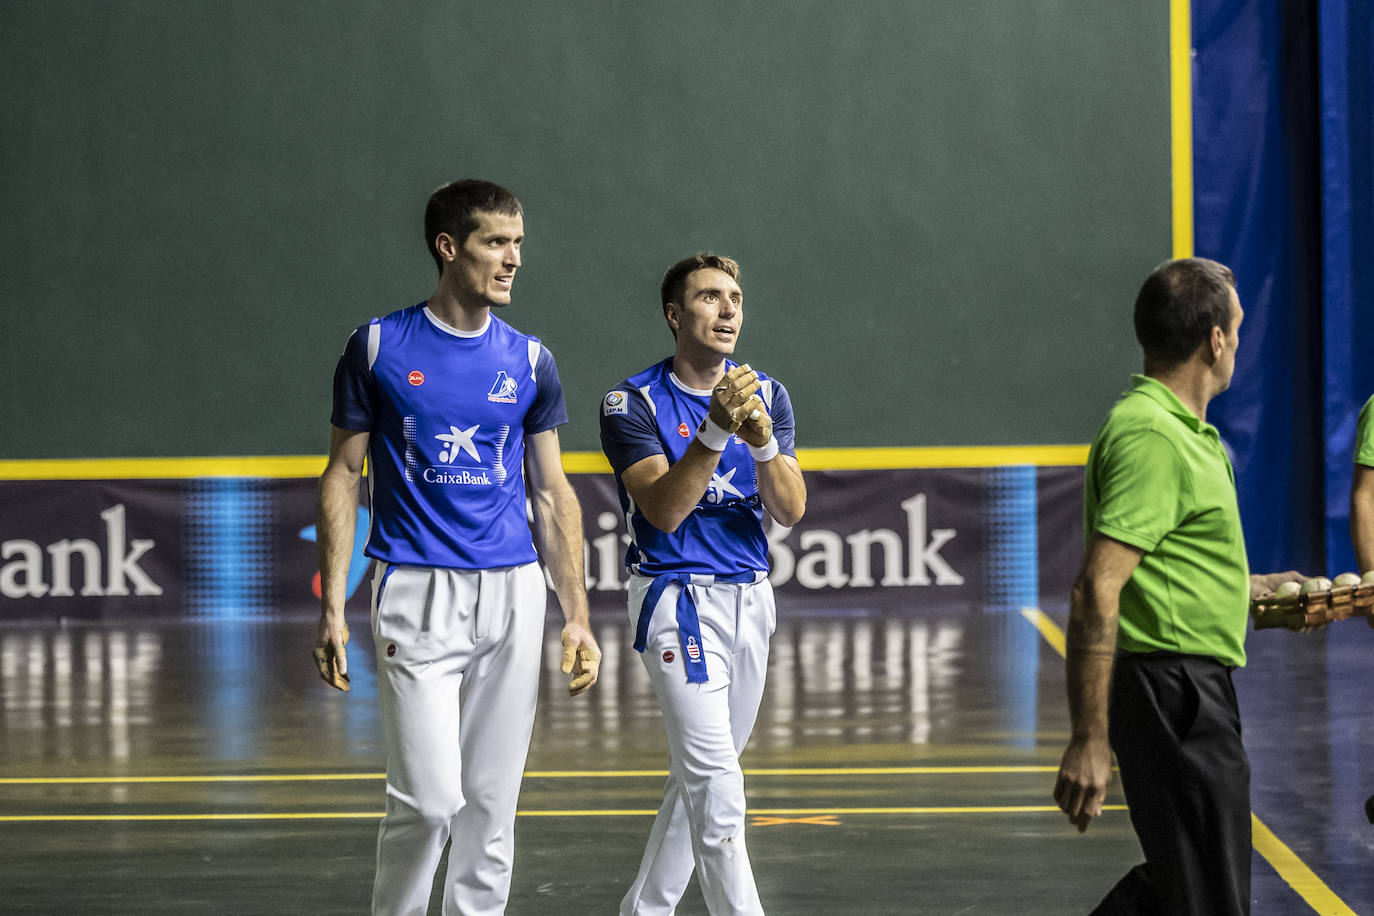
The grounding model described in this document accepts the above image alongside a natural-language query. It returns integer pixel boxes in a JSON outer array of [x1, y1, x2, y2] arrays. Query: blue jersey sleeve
[[330, 325, 377, 431], [768, 380, 798, 457], [524, 343, 569, 434], [600, 387, 664, 475]]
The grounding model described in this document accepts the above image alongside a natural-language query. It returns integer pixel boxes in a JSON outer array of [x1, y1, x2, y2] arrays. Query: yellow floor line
[[1251, 815, 1357, 916], [0, 804, 1129, 823], [1020, 607, 1066, 656], [0, 766, 1060, 785], [1020, 607, 1356, 915]]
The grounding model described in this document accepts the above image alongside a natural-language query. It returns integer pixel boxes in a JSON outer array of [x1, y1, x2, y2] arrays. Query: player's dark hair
[[1133, 257, 1237, 367], [424, 180, 523, 275], [660, 254, 741, 327]]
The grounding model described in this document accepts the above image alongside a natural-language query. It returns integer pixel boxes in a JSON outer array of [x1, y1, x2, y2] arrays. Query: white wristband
[[749, 436, 779, 462], [695, 414, 734, 451]]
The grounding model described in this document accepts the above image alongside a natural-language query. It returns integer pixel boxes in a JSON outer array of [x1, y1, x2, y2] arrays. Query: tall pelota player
[[314, 179, 600, 916]]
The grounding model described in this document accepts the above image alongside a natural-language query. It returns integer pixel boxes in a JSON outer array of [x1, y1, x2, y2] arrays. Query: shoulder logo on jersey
[[487, 371, 518, 403], [706, 467, 745, 505], [677, 422, 690, 438], [603, 391, 628, 416], [408, 370, 425, 386], [685, 636, 701, 662]]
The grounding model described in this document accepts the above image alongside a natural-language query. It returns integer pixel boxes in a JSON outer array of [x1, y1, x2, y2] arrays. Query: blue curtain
[[1193, 0, 1374, 575], [1318, 0, 1374, 575]]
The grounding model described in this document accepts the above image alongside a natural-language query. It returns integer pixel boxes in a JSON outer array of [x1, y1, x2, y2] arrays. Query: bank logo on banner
[[0, 504, 162, 600], [579, 488, 965, 599]]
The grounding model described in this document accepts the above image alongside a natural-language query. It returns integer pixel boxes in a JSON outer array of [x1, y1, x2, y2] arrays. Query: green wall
[[1, 1, 1171, 457]]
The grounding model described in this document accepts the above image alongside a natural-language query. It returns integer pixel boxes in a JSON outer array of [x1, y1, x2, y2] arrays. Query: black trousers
[[1091, 652, 1251, 916]]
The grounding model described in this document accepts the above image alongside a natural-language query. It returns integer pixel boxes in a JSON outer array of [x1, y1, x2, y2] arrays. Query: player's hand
[[736, 395, 772, 449], [1250, 570, 1305, 599], [1053, 737, 1112, 833], [561, 622, 601, 696], [314, 615, 351, 692], [708, 364, 760, 433]]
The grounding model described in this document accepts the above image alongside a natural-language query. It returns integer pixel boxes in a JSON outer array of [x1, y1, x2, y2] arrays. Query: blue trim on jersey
[[599, 357, 795, 577], [330, 304, 568, 570]]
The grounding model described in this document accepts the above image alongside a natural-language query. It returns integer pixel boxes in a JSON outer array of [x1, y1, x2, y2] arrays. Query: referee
[[1052, 258, 1301, 914]]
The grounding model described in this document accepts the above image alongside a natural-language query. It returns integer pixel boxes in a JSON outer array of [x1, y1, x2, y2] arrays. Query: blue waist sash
[[633, 571, 760, 684]]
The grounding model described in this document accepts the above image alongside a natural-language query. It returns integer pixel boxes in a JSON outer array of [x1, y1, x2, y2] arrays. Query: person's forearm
[[1065, 576, 1118, 741], [756, 455, 806, 528], [1353, 490, 1374, 573], [317, 467, 360, 621], [633, 442, 723, 533], [532, 478, 591, 624]]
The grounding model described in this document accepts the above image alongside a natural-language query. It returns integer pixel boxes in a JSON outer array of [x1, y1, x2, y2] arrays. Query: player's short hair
[[424, 180, 523, 275], [660, 254, 741, 324], [1133, 257, 1237, 367]]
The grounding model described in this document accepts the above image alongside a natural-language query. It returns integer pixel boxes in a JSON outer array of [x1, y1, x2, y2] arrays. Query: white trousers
[[370, 561, 545, 916], [620, 574, 776, 916]]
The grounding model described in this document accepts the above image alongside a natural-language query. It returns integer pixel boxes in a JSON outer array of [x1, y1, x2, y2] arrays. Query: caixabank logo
[[0, 503, 163, 601]]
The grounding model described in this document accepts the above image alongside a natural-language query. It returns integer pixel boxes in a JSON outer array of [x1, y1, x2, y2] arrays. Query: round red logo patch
[[386, 643, 396, 657], [662, 650, 675, 664], [677, 422, 690, 438], [408, 370, 425, 386]]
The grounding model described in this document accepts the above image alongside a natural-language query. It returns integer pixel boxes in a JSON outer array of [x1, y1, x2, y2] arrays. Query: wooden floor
[[0, 608, 1370, 914]]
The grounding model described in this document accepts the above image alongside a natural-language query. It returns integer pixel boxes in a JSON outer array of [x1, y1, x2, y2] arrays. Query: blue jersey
[[331, 304, 567, 570], [599, 358, 797, 577]]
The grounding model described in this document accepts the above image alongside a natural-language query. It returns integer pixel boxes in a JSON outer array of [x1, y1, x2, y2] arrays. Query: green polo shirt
[[1356, 395, 1374, 467], [1084, 375, 1251, 667]]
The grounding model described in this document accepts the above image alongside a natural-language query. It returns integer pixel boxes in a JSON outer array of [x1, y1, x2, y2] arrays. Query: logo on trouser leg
[[685, 636, 701, 662], [387, 643, 396, 657], [662, 649, 675, 664]]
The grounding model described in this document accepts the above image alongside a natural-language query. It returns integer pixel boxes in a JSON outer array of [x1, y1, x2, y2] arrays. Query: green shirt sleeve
[[1356, 395, 1374, 467], [1093, 428, 1188, 553]]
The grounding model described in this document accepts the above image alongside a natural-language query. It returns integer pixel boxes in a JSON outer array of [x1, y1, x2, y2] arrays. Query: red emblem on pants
[[387, 643, 396, 657], [662, 650, 675, 664]]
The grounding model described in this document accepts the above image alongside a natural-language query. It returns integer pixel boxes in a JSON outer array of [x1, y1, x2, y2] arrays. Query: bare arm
[[755, 453, 806, 527], [314, 426, 369, 690], [1353, 464, 1374, 574], [525, 428, 601, 695], [1053, 533, 1143, 833], [622, 444, 725, 534], [621, 366, 763, 533]]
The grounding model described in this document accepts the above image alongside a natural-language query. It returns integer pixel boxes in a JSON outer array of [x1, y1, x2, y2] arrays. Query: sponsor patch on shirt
[[603, 390, 628, 416]]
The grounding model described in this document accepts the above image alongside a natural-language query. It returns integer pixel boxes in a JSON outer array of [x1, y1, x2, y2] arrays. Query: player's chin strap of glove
[[634, 571, 762, 683]]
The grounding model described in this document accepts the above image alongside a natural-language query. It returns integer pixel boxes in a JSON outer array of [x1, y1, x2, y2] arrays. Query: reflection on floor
[[0, 610, 1370, 914]]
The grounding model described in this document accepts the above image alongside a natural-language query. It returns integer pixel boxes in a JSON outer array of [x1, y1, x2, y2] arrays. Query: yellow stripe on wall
[[0, 446, 1088, 481], [1170, 0, 1194, 259], [0, 456, 329, 481]]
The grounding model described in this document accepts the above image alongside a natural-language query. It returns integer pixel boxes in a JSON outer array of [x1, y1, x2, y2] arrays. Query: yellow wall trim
[[0, 446, 1088, 481], [1170, 0, 1194, 258]]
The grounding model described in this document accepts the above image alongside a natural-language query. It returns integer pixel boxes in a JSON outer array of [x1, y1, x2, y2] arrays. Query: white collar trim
[[668, 371, 714, 397], [423, 306, 490, 338]]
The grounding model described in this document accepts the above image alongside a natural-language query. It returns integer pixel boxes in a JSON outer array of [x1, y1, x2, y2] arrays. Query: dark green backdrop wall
[[1, 2, 1171, 457]]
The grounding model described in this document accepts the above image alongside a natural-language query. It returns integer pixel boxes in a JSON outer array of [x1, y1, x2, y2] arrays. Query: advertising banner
[[0, 467, 1083, 622]]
